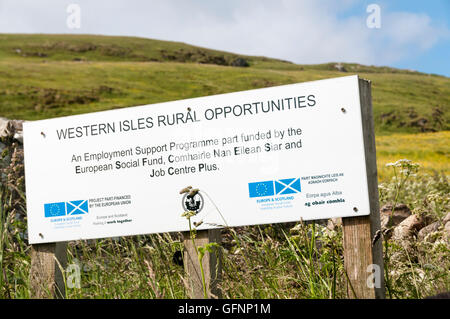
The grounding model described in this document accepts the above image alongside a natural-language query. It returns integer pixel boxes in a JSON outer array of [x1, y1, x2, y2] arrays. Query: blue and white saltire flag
[[66, 200, 89, 215], [274, 178, 301, 195]]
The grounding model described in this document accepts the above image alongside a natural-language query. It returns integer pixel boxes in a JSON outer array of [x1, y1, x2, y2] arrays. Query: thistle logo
[[44, 200, 89, 218], [248, 178, 301, 198], [181, 192, 204, 213]]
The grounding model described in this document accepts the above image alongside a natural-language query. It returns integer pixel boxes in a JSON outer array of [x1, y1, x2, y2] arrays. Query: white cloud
[[383, 12, 447, 50], [0, 0, 448, 67]]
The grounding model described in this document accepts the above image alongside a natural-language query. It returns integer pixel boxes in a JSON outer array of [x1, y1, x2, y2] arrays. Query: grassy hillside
[[0, 34, 449, 177], [1, 34, 449, 133]]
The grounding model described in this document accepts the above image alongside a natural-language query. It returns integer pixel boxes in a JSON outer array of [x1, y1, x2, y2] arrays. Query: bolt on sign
[[24, 75, 371, 244]]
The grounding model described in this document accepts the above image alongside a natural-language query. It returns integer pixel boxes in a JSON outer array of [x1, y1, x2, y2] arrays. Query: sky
[[0, 0, 449, 76]]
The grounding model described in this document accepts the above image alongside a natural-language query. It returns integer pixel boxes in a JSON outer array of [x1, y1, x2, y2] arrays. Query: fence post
[[183, 229, 222, 299], [30, 242, 67, 298], [342, 78, 385, 299]]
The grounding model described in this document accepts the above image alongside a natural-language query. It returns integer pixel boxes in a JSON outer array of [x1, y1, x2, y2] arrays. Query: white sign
[[24, 75, 370, 244]]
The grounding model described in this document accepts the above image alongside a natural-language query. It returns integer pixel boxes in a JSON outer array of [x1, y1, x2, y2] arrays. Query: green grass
[[1, 165, 448, 299], [0, 34, 449, 134], [0, 33, 288, 66], [0, 34, 449, 299]]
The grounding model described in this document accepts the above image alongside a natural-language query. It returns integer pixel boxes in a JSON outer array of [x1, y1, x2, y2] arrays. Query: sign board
[[24, 75, 371, 244]]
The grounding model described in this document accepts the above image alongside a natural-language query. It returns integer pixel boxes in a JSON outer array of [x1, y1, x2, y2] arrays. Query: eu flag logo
[[44, 199, 89, 217], [67, 200, 89, 215], [275, 178, 301, 195], [249, 178, 301, 198], [44, 202, 66, 218], [248, 181, 275, 198]]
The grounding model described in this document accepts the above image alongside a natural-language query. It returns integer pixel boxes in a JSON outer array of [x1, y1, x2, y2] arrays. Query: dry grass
[[1, 141, 448, 298]]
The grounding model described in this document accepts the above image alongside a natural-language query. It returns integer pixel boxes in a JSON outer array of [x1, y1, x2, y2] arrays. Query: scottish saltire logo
[[44, 200, 89, 218], [275, 178, 301, 195], [249, 178, 301, 198], [66, 200, 89, 215]]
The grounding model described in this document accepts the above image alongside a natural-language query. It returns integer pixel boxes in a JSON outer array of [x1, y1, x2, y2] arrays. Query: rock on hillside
[[0, 117, 24, 143]]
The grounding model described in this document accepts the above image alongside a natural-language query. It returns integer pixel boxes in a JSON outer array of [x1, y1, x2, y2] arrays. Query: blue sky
[[340, 0, 450, 76], [0, 0, 449, 76], [386, 1, 449, 77]]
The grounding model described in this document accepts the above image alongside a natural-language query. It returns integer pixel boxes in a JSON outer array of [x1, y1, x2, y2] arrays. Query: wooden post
[[30, 242, 67, 298], [183, 229, 222, 299], [342, 78, 385, 299]]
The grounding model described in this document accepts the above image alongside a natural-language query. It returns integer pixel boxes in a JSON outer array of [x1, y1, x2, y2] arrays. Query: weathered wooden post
[[183, 229, 222, 299], [30, 242, 67, 298], [342, 78, 385, 299]]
